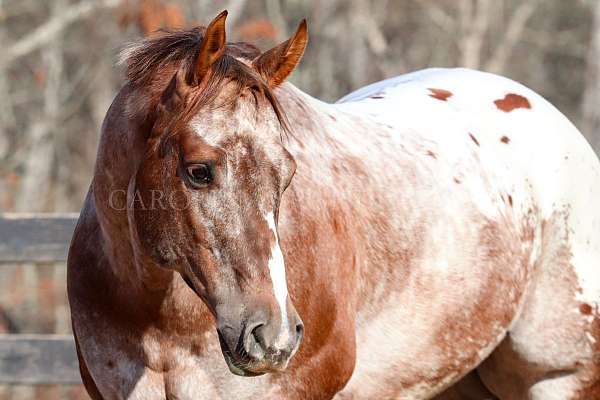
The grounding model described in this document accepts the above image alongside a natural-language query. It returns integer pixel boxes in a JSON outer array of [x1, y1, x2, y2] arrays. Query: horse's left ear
[[253, 19, 308, 87], [189, 10, 228, 85]]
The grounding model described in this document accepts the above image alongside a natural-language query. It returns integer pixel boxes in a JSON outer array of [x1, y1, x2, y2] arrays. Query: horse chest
[[94, 358, 223, 400], [84, 328, 278, 400]]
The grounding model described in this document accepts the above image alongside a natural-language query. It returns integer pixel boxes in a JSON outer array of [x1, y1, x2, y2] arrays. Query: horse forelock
[[119, 28, 290, 149], [118, 27, 261, 84]]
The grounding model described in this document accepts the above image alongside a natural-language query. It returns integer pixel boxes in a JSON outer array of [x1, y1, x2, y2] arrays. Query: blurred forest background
[[1, 0, 600, 398], [2, 0, 600, 214]]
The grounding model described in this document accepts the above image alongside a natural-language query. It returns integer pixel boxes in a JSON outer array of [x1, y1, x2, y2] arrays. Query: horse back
[[339, 67, 600, 308]]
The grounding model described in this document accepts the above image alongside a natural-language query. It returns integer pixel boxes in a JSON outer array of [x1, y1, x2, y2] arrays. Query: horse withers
[[68, 10, 600, 400]]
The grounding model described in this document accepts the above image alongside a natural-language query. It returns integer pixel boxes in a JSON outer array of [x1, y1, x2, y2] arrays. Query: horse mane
[[118, 28, 288, 131]]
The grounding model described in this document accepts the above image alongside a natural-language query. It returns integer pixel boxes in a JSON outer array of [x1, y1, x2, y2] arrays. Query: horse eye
[[186, 164, 212, 186]]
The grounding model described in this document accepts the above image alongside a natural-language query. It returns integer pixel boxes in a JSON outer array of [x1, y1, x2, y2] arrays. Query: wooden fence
[[0, 214, 81, 385]]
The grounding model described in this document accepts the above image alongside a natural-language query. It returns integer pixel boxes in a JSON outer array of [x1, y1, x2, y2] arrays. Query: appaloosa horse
[[68, 10, 600, 400]]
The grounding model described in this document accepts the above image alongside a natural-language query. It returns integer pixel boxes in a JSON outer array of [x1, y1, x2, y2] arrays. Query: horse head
[[126, 11, 308, 376]]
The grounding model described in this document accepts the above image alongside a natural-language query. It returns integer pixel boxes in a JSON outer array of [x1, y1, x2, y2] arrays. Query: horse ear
[[190, 10, 228, 85], [253, 19, 308, 87]]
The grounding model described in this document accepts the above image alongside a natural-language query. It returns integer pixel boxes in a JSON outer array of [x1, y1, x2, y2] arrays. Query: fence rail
[[0, 213, 78, 263], [0, 213, 80, 385]]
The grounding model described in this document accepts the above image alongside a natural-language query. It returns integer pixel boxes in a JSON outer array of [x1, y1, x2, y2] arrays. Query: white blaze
[[265, 211, 290, 343]]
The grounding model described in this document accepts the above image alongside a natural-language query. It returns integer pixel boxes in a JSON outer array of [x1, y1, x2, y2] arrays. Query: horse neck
[[92, 84, 174, 292], [274, 83, 372, 167], [274, 84, 346, 151], [275, 83, 397, 298]]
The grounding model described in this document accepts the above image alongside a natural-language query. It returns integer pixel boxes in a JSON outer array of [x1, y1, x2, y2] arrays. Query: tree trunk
[[580, 0, 600, 156]]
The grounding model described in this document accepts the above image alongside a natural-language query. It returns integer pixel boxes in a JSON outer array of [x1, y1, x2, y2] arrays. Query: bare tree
[[458, 0, 492, 69], [14, 0, 66, 212], [3, 0, 121, 67], [581, 0, 600, 151]]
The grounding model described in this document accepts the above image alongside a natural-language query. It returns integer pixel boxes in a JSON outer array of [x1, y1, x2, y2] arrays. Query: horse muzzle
[[216, 308, 304, 376]]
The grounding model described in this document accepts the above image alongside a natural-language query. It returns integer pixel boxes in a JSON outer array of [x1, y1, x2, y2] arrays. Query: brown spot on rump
[[508, 195, 513, 207], [454, 177, 461, 184], [426, 150, 438, 159], [469, 133, 480, 146], [329, 115, 337, 122], [500, 136, 510, 144], [428, 88, 453, 101], [494, 93, 531, 112], [580, 303, 593, 315]]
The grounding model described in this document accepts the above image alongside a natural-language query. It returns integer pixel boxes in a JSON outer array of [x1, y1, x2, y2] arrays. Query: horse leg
[[433, 370, 498, 400], [74, 328, 104, 400], [477, 215, 600, 399]]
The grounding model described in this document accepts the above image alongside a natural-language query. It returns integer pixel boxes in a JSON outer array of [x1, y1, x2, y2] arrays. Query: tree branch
[[3, 0, 120, 66], [459, 0, 492, 69], [485, 0, 541, 73]]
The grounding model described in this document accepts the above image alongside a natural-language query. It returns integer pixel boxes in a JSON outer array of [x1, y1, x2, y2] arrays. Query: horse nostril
[[244, 322, 267, 358], [251, 323, 266, 346], [295, 322, 304, 344]]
